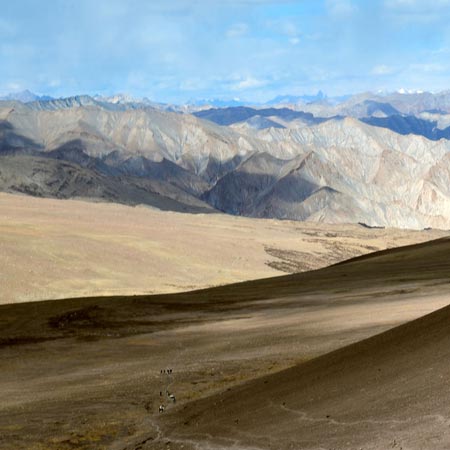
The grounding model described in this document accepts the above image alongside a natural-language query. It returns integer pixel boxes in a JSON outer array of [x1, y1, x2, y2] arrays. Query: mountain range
[[3, 90, 450, 228]]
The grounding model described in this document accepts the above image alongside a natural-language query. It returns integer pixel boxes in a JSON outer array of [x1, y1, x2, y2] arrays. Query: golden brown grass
[[0, 192, 446, 304]]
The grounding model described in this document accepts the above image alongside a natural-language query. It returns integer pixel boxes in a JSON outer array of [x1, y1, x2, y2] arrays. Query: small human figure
[[160, 391, 162, 397]]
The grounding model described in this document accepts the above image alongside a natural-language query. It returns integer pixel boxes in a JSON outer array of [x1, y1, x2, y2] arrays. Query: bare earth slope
[[1, 237, 450, 449], [1, 192, 445, 304]]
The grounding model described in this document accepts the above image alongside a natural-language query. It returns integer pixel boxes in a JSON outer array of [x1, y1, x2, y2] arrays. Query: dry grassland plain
[[0, 192, 447, 304]]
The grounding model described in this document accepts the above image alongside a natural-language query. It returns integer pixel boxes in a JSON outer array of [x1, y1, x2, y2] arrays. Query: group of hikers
[[159, 368, 176, 413]]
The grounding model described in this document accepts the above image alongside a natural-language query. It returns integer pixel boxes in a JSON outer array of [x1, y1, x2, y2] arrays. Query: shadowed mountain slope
[[0, 154, 213, 213], [362, 114, 450, 140], [162, 293, 450, 450], [193, 106, 331, 127]]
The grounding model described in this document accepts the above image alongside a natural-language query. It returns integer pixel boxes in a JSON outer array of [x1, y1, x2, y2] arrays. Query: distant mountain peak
[[187, 98, 247, 108], [93, 93, 137, 104], [0, 90, 53, 103], [396, 88, 426, 95], [267, 91, 327, 106]]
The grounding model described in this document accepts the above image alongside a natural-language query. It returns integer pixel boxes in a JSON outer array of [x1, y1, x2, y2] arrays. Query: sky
[[2, 0, 450, 103]]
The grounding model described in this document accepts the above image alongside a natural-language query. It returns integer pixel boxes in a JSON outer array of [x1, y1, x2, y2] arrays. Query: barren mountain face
[[2, 97, 450, 228]]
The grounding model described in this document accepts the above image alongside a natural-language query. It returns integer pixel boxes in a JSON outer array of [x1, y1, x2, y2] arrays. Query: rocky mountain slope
[[2, 97, 450, 228], [206, 118, 450, 228], [197, 100, 450, 140], [276, 90, 450, 117]]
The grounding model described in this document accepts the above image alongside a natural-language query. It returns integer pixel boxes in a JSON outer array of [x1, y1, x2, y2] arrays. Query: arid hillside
[[2, 237, 450, 449], [162, 239, 450, 449]]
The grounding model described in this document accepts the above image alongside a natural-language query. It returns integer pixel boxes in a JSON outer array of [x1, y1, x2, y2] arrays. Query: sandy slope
[[2, 238, 450, 449], [0, 192, 446, 304]]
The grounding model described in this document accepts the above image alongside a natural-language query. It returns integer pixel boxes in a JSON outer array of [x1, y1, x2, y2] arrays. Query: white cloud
[[5, 82, 23, 92], [384, 0, 450, 23], [280, 21, 299, 37], [266, 19, 300, 37], [265, 19, 301, 46], [408, 63, 447, 74], [230, 76, 268, 90], [371, 64, 395, 75], [386, 0, 450, 11], [49, 79, 61, 88], [226, 23, 249, 38], [326, 0, 357, 18], [180, 78, 206, 91]]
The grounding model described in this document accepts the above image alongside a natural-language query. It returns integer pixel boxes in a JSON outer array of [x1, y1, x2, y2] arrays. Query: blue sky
[[2, 0, 450, 103]]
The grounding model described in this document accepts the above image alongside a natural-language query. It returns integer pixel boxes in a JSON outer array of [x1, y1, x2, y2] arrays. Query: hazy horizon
[[2, 87, 447, 107]]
